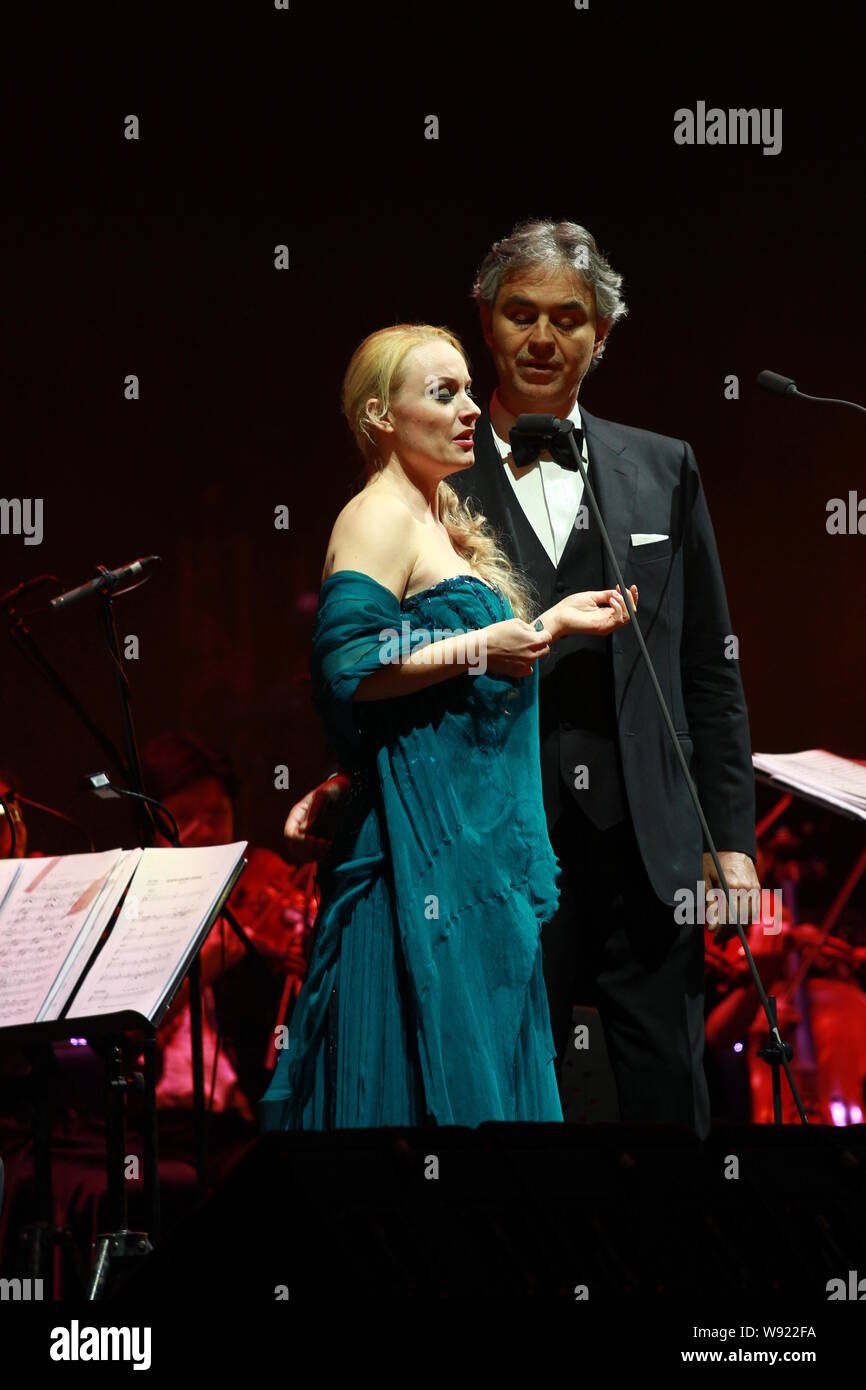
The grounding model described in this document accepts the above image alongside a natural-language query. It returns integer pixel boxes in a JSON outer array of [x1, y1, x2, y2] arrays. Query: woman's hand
[[484, 617, 554, 677], [553, 584, 638, 637], [282, 775, 350, 862]]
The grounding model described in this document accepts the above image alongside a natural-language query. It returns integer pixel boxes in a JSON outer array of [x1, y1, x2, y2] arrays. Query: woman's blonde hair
[[341, 323, 537, 622]]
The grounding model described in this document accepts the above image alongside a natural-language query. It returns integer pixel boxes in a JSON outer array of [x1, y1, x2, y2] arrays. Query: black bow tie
[[508, 427, 584, 471]]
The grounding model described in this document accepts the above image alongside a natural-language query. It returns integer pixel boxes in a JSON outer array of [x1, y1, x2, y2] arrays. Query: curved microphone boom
[[757, 369, 866, 416]]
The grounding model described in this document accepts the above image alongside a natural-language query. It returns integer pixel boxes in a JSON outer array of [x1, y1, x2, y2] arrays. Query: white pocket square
[[630, 533, 669, 545]]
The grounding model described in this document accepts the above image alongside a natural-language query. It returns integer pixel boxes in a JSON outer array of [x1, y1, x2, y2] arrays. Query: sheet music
[[42, 848, 143, 1020], [67, 841, 247, 1022], [0, 850, 125, 1027], [753, 749, 866, 821]]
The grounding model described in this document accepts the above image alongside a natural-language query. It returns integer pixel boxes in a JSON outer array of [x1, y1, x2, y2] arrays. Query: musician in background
[[0, 769, 27, 859], [142, 733, 316, 1121], [703, 915, 787, 1121], [704, 830, 866, 1125]]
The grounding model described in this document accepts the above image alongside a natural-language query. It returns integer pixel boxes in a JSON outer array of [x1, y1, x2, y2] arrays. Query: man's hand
[[703, 850, 762, 944], [553, 584, 638, 638], [283, 775, 350, 863]]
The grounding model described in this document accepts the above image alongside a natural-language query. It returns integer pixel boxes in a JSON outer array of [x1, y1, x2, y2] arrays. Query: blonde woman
[[260, 324, 636, 1129]]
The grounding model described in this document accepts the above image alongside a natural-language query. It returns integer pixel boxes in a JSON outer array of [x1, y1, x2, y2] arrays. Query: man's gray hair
[[471, 218, 628, 368]]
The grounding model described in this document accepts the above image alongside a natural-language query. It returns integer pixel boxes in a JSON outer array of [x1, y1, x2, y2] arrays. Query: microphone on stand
[[757, 369, 866, 416], [507, 413, 567, 443], [50, 556, 161, 611], [509, 414, 582, 470]]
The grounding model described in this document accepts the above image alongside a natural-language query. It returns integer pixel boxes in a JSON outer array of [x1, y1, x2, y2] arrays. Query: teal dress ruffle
[[259, 570, 563, 1128]]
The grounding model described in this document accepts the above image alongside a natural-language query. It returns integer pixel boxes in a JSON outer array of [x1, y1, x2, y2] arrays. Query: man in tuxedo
[[287, 218, 760, 1139]]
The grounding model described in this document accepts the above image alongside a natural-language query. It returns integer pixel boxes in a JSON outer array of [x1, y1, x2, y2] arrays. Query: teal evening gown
[[259, 570, 564, 1129]]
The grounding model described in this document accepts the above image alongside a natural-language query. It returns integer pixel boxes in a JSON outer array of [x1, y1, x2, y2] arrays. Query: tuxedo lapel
[[574, 407, 639, 587]]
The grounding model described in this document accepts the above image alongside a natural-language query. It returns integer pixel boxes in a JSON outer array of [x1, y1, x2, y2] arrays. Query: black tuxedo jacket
[[449, 406, 757, 906]]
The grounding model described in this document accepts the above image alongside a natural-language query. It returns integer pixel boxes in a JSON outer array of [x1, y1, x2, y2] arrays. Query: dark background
[[2, 1, 864, 874]]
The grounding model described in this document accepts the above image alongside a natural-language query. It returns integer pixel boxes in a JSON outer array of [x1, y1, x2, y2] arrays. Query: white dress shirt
[[488, 392, 589, 567]]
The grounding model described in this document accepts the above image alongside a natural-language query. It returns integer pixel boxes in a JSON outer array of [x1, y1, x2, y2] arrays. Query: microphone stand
[[96, 589, 155, 848], [534, 415, 808, 1127], [4, 591, 130, 791]]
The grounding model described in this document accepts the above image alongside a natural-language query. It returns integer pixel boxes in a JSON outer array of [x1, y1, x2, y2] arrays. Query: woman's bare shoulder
[[338, 485, 413, 524], [321, 487, 416, 587]]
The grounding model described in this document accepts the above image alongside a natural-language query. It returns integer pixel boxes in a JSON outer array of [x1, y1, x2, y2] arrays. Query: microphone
[[50, 555, 161, 610], [512, 413, 569, 441], [757, 370, 797, 397], [757, 369, 866, 416]]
